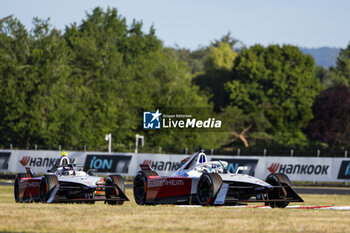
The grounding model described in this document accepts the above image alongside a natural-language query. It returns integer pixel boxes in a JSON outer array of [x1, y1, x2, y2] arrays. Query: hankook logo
[[267, 163, 329, 175], [268, 163, 280, 173], [18, 156, 67, 168], [20, 156, 31, 166]]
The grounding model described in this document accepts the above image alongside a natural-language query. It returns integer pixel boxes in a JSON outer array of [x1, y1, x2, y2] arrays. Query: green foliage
[[315, 65, 346, 88], [226, 44, 321, 146], [61, 7, 215, 152], [332, 43, 350, 86], [211, 32, 242, 51], [205, 42, 238, 71], [0, 7, 214, 152], [167, 46, 210, 75], [306, 86, 350, 146], [194, 42, 238, 111], [0, 18, 72, 148], [218, 106, 274, 148], [2, 7, 348, 152]]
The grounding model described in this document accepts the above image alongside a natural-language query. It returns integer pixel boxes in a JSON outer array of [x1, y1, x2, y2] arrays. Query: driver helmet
[[62, 165, 71, 175]]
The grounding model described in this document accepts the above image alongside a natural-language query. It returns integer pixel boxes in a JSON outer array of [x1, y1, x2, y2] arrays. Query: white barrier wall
[[1, 150, 350, 182], [254, 157, 336, 182], [210, 156, 338, 182], [0, 150, 134, 176]]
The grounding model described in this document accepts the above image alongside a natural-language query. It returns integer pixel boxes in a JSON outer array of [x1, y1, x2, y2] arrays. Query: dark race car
[[14, 154, 128, 204], [133, 150, 303, 207]]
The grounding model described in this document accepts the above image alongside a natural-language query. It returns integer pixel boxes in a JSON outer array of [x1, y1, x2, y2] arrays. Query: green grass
[[1, 185, 350, 232]]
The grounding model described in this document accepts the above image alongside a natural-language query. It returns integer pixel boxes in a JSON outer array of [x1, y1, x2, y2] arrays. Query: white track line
[[175, 205, 350, 210]]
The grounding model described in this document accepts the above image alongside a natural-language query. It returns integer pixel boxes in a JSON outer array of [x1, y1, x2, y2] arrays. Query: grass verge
[[1, 185, 350, 232]]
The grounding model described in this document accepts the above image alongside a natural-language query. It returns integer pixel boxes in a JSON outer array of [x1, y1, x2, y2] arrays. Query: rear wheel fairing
[[18, 177, 41, 202], [147, 177, 192, 201]]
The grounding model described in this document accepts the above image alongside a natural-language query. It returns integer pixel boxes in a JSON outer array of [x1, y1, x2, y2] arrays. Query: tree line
[[1, 7, 350, 154]]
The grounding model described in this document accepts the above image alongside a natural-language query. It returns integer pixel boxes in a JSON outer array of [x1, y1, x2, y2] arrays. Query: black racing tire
[[40, 175, 59, 203], [133, 171, 155, 205], [265, 173, 291, 208], [105, 175, 125, 205], [14, 178, 20, 203], [196, 173, 223, 206], [14, 173, 27, 202]]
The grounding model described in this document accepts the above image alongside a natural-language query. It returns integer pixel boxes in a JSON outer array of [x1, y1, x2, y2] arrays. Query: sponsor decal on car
[[148, 179, 185, 188], [25, 181, 40, 188]]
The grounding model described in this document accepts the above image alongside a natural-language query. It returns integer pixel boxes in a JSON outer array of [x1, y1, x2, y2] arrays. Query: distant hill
[[300, 47, 341, 69]]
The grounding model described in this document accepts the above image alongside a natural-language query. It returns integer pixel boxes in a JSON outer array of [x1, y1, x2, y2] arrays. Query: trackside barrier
[[1, 150, 350, 182]]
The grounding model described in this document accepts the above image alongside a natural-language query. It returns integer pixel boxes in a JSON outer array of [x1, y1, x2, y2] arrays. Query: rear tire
[[133, 171, 155, 205], [105, 175, 125, 205], [196, 173, 223, 206], [14, 173, 28, 203], [40, 175, 58, 203], [265, 173, 290, 208]]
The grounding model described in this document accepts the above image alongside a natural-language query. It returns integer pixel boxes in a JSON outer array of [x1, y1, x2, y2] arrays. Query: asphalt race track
[[294, 187, 350, 195], [175, 205, 350, 210]]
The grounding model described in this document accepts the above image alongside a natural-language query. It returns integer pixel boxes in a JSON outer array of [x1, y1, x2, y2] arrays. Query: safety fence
[[1, 150, 350, 182]]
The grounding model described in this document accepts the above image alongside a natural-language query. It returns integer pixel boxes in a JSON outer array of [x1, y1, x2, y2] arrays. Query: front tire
[[105, 175, 125, 205], [196, 173, 223, 206], [265, 173, 291, 208]]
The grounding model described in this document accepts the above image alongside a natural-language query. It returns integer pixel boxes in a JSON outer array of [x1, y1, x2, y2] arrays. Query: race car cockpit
[[51, 156, 75, 175], [174, 150, 228, 177], [48, 151, 75, 175]]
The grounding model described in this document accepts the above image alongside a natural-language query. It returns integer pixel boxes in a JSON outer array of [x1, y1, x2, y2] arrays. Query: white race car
[[134, 149, 303, 207], [14, 155, 128, 204]]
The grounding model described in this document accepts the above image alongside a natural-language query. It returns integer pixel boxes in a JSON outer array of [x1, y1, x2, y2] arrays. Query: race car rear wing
[[25, 167, 34, 177], [140, 164, 153, 171]]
